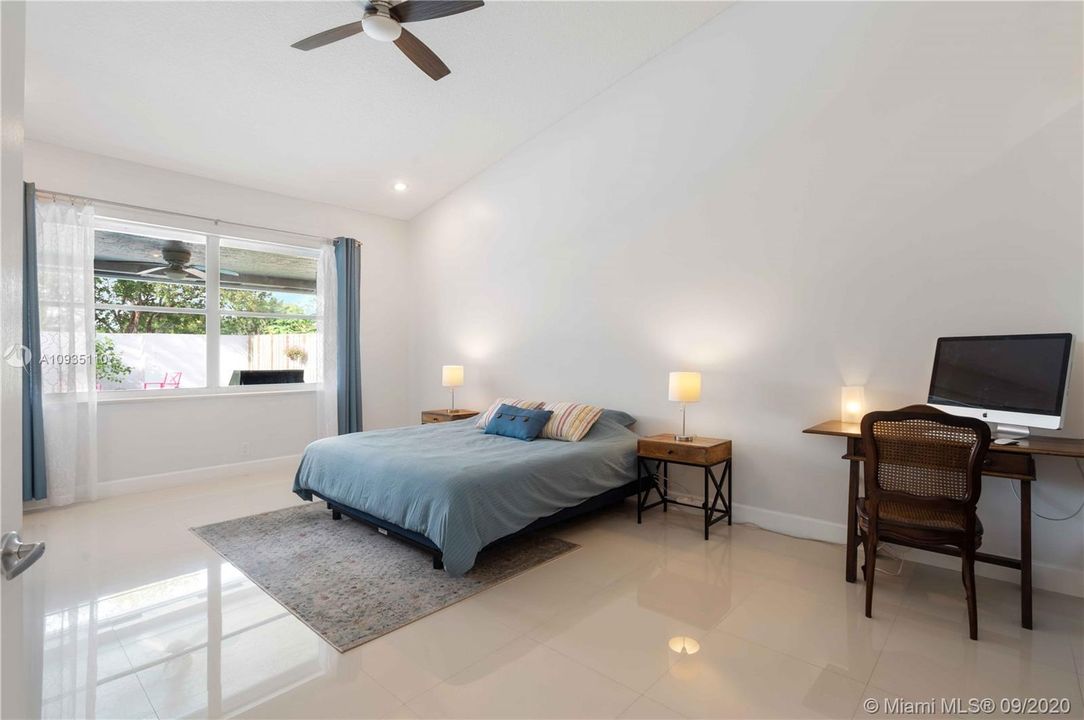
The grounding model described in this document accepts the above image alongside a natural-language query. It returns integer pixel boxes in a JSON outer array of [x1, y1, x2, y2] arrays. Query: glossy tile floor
[[22, 472, 1084, 719]]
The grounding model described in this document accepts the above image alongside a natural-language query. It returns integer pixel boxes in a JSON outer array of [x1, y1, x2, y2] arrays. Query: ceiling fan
[[291, 0, 484, 81], [123, 245, 239, 282]]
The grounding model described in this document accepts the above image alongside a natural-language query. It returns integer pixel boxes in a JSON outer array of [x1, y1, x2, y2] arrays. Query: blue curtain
[[335, 237, 362, 434], [22, 182, 46, 501]]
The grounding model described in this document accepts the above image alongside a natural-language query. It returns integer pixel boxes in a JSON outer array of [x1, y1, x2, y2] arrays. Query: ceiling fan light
[[164, 267, 188, 280], [362, 13, 401, 42]]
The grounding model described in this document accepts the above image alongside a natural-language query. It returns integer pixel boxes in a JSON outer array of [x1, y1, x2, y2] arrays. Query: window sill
[[96, 384, 318, 404]]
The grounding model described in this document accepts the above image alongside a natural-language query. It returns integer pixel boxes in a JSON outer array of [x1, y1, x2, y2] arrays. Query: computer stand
[[993, 423, 1030, 445]]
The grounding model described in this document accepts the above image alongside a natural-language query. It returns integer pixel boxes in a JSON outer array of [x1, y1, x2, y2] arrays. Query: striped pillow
[[540, 402, 604, 442], [476, 398, 546, 429]]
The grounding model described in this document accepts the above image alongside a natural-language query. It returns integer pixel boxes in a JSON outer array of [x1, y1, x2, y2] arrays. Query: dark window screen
[[928, 334, 1072, 416]]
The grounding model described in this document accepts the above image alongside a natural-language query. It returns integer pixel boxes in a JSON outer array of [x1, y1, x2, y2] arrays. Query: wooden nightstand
[[636, 434, 733, 539], [421, 409, 480, 424]]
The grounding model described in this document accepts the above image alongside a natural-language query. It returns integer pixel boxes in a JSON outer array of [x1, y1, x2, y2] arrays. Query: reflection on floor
[[41, 562, 325, 719], [23, 473, 1084, 719]]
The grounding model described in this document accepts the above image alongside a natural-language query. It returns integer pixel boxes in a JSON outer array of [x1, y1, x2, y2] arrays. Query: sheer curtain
[[315, 243, 338, 439], [36, 200, 98, 506]]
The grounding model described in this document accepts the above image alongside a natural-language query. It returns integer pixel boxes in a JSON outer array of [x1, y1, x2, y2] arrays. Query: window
[[93, 217, 321, 393], [219, 238, 318, 386]]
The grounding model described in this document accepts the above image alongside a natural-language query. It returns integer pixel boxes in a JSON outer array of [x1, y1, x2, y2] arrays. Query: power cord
[[1009, 458, 1084, 522], [857, 541, 907, 576], [873, 542, 907, 576]]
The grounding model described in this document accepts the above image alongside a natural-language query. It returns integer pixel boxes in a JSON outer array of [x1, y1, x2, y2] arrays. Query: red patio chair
[[143, 372, 182, 389]]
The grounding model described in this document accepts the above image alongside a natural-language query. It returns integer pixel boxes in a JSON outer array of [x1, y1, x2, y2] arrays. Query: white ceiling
[[26, 1, 725, 219]]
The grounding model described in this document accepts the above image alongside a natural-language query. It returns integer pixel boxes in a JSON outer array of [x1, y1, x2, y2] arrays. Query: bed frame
[[312, 480, 638, 570]]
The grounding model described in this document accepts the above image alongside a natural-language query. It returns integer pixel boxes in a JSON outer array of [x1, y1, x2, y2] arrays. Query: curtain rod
[[34, 188, 348, 245]]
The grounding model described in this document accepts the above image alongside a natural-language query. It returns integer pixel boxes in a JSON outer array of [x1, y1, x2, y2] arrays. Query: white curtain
[[315, 243, 338, 439], [37, 201, 98, 506]]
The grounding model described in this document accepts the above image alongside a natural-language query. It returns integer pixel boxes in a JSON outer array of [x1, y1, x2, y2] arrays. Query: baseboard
[[732, 502, 847, 545], [895, 547, 1084, 599], [95, 454, 302, 498], [730, 502, 1083, 598]]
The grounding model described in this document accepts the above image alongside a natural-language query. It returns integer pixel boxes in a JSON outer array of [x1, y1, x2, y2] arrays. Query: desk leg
[[1021, 479, 1033, 630], [846, 439, 860, 584]]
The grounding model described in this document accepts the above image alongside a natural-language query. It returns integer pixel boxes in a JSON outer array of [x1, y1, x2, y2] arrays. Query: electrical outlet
[[240, 442, 250, 457]]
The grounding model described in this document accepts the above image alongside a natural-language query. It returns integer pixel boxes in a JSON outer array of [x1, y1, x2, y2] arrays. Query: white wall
[[25, 140, 414, 485], [408, 3, 1084, 593]]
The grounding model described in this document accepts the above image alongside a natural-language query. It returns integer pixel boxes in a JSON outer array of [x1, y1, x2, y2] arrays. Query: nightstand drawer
[[638, 436, 731, 466], [422, 413, 446, 424]]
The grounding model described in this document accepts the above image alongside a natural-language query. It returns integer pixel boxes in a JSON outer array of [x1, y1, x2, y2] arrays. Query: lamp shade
[[841, 386, 865, 423], [668, 372, 701, 403], [441, 365, 464, 388]]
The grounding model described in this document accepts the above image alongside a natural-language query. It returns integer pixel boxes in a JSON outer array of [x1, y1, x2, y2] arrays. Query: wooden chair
[[858, 404, 990, 639]]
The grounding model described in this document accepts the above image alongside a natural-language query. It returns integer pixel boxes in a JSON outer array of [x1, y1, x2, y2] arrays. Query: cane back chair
[[858, 404, 990, 639]]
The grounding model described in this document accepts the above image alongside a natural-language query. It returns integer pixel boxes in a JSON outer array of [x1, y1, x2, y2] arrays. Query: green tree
[[94, 277, 205, 333], [220, 288, 316, 335], [95, 336, 132, 383], [94, 278, 315, 334]]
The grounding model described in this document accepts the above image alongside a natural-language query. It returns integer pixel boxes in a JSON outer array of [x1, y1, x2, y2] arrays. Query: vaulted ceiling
[[26, 1, 725, 219]]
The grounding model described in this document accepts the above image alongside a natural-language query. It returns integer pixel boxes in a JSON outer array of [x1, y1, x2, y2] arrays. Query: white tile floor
[[22, 472, 1084, 719]]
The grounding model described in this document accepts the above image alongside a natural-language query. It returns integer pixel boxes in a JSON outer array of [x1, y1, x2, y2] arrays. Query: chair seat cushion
[[857, 497, 983, 535]]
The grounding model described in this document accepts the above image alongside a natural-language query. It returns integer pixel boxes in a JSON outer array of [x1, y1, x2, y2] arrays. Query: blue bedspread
[[292, 412, 637, 575]]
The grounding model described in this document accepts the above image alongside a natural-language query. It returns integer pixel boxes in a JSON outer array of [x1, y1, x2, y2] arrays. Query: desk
[[803, 419, 1084, 630]]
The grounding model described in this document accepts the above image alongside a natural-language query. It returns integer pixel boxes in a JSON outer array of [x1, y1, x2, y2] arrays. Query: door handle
[[2, 532, 45, 580]]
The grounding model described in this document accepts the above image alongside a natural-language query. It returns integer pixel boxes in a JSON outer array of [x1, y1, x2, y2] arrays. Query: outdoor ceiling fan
[[119, 245, 239, 282], [291, 0, 484, 80]]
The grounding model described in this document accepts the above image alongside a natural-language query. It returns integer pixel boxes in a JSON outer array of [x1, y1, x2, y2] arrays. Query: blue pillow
[[484, 403, 554, 441]]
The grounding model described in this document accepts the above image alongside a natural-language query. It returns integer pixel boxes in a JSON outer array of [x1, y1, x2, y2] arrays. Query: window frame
[[93, 215, 322, 400]]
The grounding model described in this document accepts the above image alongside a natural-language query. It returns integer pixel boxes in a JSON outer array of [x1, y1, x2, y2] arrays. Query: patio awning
[[93, 230, 317, 294]]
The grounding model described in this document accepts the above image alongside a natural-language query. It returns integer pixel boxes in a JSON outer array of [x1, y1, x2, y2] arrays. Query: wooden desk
[[803, 419, 1084, 630]]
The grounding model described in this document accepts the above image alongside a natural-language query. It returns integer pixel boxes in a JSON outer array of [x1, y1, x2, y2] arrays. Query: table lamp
[[442, 365, 464, 411], [841, 386, 865, 424], [669, 371, 701, 442]]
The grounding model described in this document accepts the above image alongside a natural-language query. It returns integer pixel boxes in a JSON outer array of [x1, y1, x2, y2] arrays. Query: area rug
[[191, 503, 578, 652]]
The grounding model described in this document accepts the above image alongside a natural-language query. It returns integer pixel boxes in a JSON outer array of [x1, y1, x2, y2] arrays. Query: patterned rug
[[191, 503, 578, 652]]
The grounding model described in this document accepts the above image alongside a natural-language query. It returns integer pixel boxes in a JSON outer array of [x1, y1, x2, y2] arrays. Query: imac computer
[[928, 333, 1074, 443]]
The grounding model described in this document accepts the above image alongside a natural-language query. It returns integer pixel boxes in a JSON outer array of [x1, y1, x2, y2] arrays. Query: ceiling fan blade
[[184, 267, 207, 280], [291, 21, 364, 51], [394, 28, 450, 81], [391, 0, 483, 24], [137, 266, 170, 276]]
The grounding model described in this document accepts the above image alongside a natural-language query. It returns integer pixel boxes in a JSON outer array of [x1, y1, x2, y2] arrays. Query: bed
[[292, 409, 638, 575]]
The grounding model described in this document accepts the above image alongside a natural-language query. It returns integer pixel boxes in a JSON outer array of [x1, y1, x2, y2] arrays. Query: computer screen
[[228, 369, 306, 385], [928, 333, 1073, 417]]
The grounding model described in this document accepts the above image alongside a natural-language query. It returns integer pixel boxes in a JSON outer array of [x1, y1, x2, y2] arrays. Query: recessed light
[[393, 181, 408, 192]]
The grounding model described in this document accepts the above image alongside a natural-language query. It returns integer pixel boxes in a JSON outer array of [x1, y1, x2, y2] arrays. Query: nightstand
[[636, 434, 733, 539], [421, 409, 480, 424]]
